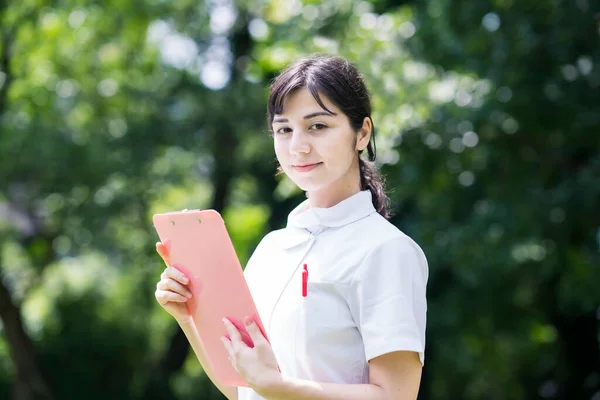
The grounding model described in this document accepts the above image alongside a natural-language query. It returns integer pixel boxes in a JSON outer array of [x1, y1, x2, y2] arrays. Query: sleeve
[[347, 235, 428, 366]]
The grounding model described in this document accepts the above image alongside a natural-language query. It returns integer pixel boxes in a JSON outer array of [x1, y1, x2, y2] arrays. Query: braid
[[358, 158, 391, 219]]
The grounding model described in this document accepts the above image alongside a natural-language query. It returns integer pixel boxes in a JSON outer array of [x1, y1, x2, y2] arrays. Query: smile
[[293, 163, 322, 172]]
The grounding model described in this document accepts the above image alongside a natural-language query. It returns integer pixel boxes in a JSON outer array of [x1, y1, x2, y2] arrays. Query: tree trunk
[[554, 311, 600, 398], [1, 18, 55, 400], [0, 272, 54, 400]]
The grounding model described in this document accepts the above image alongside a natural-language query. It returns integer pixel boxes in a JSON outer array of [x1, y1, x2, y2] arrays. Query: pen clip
[[302, 263, 308, 297]]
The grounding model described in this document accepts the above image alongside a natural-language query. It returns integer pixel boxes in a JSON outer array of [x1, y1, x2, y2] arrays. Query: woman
[[155, 55, 428, 400]]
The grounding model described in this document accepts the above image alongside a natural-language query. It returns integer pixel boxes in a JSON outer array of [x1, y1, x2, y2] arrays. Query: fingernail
[[186, 291, 192, 298], [183, 277, 189, 284], [244, 316, 253, 326], [222, 318, 228, 324]]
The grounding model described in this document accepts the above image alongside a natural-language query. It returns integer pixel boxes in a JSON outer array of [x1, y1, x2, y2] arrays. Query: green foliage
[[39, 291, 149, 400], [1, 0, 598, 399]]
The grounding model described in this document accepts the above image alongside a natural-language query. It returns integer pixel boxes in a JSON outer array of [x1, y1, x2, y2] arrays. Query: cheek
[[323, 139, 355, 167], [273, 141, 291, 170], [273, 140, 285, 158]]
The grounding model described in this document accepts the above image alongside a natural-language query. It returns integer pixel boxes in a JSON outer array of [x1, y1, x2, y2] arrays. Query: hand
[[221, 316, 282, 394], [155, 241, 193, 323]]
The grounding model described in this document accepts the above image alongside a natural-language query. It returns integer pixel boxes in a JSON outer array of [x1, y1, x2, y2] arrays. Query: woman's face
[[272, 87, 370, 196]]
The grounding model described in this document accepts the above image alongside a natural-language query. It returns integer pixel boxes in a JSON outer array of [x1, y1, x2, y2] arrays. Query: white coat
[[238, 191, 428, 400]]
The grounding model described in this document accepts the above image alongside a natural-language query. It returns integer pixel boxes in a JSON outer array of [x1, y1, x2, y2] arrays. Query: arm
[[178, 319, 238, 400], [257, 351, 422, 400]]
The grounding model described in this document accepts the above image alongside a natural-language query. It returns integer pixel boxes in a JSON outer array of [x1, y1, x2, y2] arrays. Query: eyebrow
[[272, 111, 337, 124]]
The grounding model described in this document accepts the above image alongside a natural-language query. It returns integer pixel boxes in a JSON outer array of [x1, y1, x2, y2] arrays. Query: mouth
[[292, 162, 322, 172]]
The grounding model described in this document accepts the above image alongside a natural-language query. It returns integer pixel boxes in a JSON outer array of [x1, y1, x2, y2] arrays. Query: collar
[[287, 190, 376, 233], [275, 190, 376, 249]]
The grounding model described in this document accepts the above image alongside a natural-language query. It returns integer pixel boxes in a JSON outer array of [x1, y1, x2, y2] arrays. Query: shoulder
[[246, 229, 282, 262], [243, 228, 288, 272], [353, 213, 419, 255], [351, 214, 429, 281], [255, 229, 281, 247]]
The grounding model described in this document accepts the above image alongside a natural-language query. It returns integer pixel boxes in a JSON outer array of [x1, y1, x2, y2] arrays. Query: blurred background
[[1, 0, 599, 399]]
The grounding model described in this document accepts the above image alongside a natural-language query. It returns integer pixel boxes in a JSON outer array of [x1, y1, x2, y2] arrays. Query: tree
[[1, 0, 598, 399], [396, 1, 600, 398]]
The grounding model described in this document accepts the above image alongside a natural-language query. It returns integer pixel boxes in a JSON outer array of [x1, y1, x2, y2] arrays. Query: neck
[[306, 161, 362, 208]]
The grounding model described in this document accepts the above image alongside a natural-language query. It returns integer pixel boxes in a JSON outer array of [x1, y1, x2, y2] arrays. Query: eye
[[310, 123, 327, 131], [275, 127, 292, 135]]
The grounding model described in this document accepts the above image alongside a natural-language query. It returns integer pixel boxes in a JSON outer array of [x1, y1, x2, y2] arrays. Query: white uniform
[[238, 191, 428, 400]]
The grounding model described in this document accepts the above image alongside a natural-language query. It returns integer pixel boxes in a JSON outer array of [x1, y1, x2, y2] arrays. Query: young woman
[[155, 55, 428, 400]]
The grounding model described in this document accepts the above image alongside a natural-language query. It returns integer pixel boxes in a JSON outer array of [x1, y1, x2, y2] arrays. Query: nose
[[289, 130, 311, 156]]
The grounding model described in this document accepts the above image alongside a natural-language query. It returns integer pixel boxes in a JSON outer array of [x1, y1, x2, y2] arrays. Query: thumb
[[155, 242, 171, 266], [244, 316, 267, 345]]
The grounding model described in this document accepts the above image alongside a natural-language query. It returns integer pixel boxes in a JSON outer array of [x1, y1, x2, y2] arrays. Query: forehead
[[275, 87, 340, 117]]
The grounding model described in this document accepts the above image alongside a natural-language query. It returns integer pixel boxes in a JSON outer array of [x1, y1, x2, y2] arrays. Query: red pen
[[302, 263, 308, 297]]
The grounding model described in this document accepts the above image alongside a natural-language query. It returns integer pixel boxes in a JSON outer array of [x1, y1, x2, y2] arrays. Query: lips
[[293, 162, 322, 172]]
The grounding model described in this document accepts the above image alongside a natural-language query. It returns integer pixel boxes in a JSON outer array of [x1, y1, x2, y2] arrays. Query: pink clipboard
[[152, 209, 270, 387]]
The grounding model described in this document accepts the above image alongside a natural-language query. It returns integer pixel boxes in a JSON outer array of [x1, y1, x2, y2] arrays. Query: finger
[[157, 278, 192, 298], [156, 242, 166, 260], [221, 336, 234, 357], [243, 316, 267, 346], [155, 242, 171, 266], [221, 337, 238, 369], [227, 318, 254, 348], [223, 318, 243, 345], [164, 266, 189, 286], [155, 290, 188, 305]]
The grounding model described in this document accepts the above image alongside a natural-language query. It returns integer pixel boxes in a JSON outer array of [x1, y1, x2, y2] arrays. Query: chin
[[283, 169, 335, 193], [291, 177, 330, 193]]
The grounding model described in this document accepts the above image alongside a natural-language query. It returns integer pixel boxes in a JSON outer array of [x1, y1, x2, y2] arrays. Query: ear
[[356, 117, 372, 152]]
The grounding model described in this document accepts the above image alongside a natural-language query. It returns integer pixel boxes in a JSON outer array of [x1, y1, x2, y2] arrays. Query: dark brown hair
[[267, 55, 391, 219]]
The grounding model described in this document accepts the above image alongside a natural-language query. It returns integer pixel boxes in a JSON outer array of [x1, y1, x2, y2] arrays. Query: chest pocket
[[293, 253, 357, 340], [302, 280, 349, 328], [290, 277, 365, 382], [297, 278, 356, 345]]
